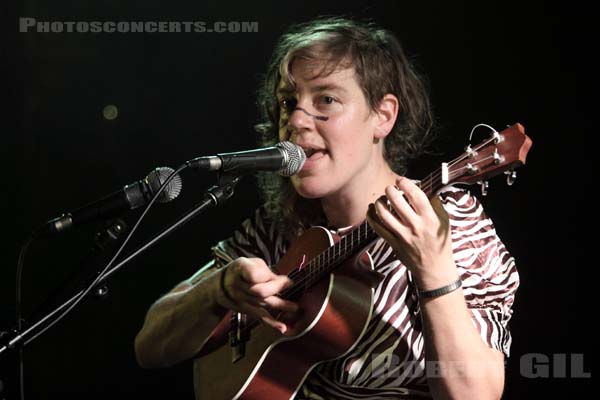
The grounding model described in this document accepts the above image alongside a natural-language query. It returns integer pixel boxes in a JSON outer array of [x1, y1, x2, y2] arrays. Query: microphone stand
[[24, 219, 129, 326], [0, 173, 242, 356]]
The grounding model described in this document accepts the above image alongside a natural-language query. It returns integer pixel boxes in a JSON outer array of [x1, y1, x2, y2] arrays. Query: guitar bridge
[[229, 312, 248, 363]]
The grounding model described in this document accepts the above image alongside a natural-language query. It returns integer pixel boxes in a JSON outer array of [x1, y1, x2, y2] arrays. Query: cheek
[[327, 115, 370, 155]]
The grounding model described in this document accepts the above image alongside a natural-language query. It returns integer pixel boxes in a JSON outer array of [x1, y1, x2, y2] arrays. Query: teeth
[[304, 148, 315, 157]]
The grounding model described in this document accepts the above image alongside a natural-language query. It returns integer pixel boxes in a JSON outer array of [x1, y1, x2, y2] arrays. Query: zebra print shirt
[[209, 188, 519, 399]]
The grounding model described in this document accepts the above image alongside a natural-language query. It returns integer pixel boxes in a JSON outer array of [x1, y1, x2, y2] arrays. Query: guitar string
[[233, 136, 503, 335], [232, 161, 491, 337], [282, 141, 500, 289], [283, 133, 501, 286]]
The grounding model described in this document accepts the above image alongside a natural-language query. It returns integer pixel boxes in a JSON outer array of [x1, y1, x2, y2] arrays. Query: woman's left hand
[[366, 177, 458, 290]]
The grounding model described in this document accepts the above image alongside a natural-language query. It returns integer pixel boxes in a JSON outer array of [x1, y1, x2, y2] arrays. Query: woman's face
[[278, 59, 383, 200]]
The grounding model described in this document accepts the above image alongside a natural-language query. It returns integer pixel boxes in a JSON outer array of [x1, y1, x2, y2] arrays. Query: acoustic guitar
[[194, 123, 532, 399]]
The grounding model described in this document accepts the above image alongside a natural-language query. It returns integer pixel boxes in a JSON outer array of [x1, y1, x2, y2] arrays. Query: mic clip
[[206, 172, 242, 207]]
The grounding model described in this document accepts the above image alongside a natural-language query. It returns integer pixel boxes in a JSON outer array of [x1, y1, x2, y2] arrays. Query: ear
[[373, 94, 399, 140]]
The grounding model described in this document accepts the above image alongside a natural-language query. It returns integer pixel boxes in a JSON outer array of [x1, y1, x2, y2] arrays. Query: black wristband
[[418, 278, 462, 299]]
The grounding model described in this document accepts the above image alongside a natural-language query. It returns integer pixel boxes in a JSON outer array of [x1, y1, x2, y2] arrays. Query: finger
[[366, 201, 390, 233], [367, 204, 413, 268], [229, 274, 296, 310], [228, 288, 272, 308], [430, 196, 450, 226], [261, 316, 288, 334], [373, 197, 410, 238], [239, 303, 270, 320], [263, 296, 300, 313], [395, 177, 431, 216], [237, 258, 274, 284], [247, 275, 294, 298], [367, 203, 403, 244], [384, 186, 416, 225], [241, 304, 287, 334], [224, 268, 268, 306]]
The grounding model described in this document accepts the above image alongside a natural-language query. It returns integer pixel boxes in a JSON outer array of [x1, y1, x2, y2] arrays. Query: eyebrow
[[312, 83, 348, 94], [276, 83, 348, 97]]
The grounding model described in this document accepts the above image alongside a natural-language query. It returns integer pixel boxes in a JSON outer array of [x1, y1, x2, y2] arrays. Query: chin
[[291, 176, 334, 199]]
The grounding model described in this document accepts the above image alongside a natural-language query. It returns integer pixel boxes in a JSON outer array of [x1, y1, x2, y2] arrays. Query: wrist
[[417, 277, 462, 299], [215, 267, 235, 309], [413, 263, 459, 292], [412, 258, 461, 299]]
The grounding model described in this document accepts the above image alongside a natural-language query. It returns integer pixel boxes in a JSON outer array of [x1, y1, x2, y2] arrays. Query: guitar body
[[193, 226, 378, 400]]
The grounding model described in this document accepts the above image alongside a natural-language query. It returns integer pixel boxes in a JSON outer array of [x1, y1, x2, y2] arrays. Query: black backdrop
[[2, 1, 591, 399]]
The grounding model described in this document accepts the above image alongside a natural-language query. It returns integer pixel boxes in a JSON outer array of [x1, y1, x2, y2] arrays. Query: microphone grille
[[146, 167, 183, 203], [276, 141, 306, 177]]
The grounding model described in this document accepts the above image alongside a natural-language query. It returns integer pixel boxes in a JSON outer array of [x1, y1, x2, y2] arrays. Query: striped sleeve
[[441, 189, 520, 357], [210, 207, 288, 269]]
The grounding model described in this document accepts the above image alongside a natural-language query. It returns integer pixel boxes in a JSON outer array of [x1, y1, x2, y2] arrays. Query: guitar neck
[[282, 123, 532, 297], [281, 170, 443, 298], [326, 171, 442, 267]]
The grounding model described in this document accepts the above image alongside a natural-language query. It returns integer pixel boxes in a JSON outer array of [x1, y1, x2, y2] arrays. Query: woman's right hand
[[217, 257, 298, 333]]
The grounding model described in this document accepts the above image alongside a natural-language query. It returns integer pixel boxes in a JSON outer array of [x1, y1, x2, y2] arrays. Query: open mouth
[[302, 147, 327, 159]]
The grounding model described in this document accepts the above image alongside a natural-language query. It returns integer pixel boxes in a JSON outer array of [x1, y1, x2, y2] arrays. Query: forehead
[[277, 58, 357, 94]]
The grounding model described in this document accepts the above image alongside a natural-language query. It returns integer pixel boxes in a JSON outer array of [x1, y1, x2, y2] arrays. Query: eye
[[315, 95, 340, 108], [279, 98, 297, 112], [320, 96, 335, 105]]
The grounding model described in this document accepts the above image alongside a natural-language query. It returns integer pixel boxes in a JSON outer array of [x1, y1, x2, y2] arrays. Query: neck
[[321, 159, 398, 229]]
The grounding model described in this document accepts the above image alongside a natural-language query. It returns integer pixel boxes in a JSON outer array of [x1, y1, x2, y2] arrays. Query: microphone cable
[[12, 164, 187, 400]]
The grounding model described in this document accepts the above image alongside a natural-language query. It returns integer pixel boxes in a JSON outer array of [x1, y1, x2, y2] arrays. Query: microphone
[[187, 141, 306, 176], [44, 167, 183, 235]]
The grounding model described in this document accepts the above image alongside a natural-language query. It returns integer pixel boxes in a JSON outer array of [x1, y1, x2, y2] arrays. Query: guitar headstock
[[443, 123, 532, 189]]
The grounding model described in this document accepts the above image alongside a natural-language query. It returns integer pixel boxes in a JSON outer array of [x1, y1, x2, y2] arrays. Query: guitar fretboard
[[281, 169, 442, 298]]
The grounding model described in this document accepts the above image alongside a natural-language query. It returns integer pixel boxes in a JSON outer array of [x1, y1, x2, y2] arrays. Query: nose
[[282, 104, 313, 142], [288, 105, 315, 133]]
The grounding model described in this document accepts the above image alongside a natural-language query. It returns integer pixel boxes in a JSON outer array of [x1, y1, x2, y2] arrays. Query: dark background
[[2, 1, 591, 399]]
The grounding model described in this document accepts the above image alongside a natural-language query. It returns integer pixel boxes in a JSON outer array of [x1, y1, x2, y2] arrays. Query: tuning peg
[[464, 145, 477, 158], [505, 170, 517, 186], [478, 181, 489, 196], [493, 149, 505, 165], [491, 131, 503, 144], [467, 163, 479, 175]]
